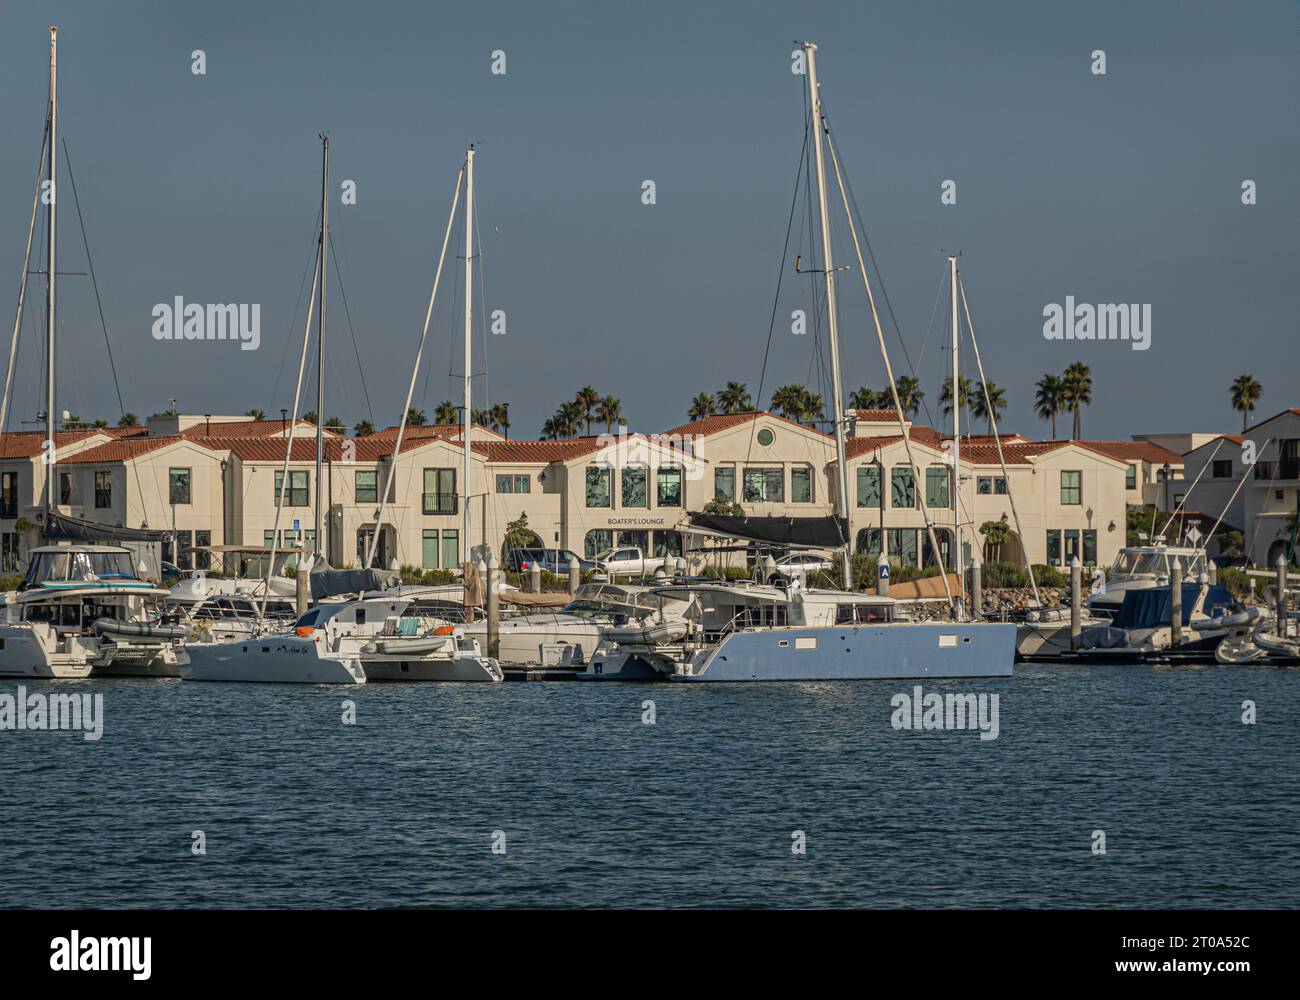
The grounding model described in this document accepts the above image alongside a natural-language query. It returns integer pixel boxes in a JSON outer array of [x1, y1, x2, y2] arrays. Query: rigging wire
[[270, 212, 324, 412], [328, 230, 374, 426]]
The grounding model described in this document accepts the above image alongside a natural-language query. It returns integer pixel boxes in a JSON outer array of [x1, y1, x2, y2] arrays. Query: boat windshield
[[24, 549, 137, 586], [1110, 552, 1167, 578]]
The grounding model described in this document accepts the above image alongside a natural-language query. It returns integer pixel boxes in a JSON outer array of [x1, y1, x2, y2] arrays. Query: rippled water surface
[[1, 663, 1296, 908]]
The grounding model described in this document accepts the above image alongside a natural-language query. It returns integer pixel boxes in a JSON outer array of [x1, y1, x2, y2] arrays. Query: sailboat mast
[[950, 254, 964, 614], [44, 25, 59, 521], [803, 43, 852, 591], [315, 134, 329, 559], [462, 145, 474, 569]]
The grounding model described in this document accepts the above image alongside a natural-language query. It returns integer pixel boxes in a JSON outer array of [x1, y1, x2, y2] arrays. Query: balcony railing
[[1254, 459, 1300, 481], [423, 492, 458, 516]]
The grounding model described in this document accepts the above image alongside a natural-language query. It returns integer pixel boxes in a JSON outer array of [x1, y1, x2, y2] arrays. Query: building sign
[[606, 517, 669, 528]]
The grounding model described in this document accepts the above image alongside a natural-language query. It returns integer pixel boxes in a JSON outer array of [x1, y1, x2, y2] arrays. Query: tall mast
[[315, 134, 329, 558], [950, 254, 964, 615], [802, 42, 852, 591], [44, 25, 59, 521], [462, 145, 474, 568]]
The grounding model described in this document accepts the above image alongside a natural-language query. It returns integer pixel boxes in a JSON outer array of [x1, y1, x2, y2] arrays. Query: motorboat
[[0, 545, 187, 679], [578, 578, 1014, 681], [181, 595, 500, 683], [1074, 581, 1237, 661], [459, 582, 690, 666], [1089, 546, 1209, 619]]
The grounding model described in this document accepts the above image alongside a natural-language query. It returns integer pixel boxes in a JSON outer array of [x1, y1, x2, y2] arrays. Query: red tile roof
[[62, 436, 207, 464], [472, 438, 605, 463], [101, 426, 151, 438], [0, 430, 104, 459], [662, 411, 828, 439], [854, 408, 908, 422], [1075, 440, 1184, 465], [180, 418, 333, 439]]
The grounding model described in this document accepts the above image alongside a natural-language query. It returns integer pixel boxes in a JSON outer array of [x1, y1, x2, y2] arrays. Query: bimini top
[[21, 545, 155, 592]]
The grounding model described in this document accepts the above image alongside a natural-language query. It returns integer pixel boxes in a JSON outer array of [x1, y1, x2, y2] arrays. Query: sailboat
[[580, 42, 1014, 681], [0, 28, 187, 679]]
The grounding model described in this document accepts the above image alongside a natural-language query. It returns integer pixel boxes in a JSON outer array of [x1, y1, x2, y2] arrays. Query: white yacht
[[579, 578, 1013, 681], [1090, 546, 1209, 618], [181, 595, 500, 684], [460, 582, 690, 667], [0, 545, 187, 679]]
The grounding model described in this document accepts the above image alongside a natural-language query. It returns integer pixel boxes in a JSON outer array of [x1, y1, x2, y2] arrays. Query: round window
[[757, 428, 774, 447]]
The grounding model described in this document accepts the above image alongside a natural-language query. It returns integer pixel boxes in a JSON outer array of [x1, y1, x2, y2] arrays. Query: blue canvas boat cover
[[1111, 584, 1231, 629]]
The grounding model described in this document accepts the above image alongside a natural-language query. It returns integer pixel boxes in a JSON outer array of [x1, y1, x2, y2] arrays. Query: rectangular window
[[977, 476, 1008, 495], [585, 466, 612, 508], [791, 465, 813, 503], [622, 467, 648, 508], [194, 530, 211, 569], [925, 467, 950, 508], [1083, 529, 1097, 566], [274, 470, 309, 507], [656, 466, 683, 507], [743, 467, 784, 503], [1064, 529, 1080, 563], [891, 467, 915, 509], [714, 465, 735, 502], [422, 529, 439, 569], [585, 529, 613, 559], [440, 529, 459, 569], [1212, 460, 1232, 479], [495, 473, 530, 494], [1060, 470, 1082, 505], [0, 471, 17, 518], [423, 468, 456, 514], [95, 470, 112, 509], [1, 531, 18, 572], [173, 530, 194, 570], [1046, 529, 1061, 565], [857, 466, 882, 508], [355, 470, 378, 504], [169, 467, 191, 505], [856, 527, 881, 556], [1125, 464, 1137, 489], [887, 528, 918, 568], [59, 472, 73, 506]]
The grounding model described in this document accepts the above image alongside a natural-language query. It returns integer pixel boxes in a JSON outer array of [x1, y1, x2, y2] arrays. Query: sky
[[0, 0, 1295, 441]]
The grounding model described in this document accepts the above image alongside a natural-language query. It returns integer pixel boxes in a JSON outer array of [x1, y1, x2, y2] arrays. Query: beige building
[[1, 409, 1134, 577]]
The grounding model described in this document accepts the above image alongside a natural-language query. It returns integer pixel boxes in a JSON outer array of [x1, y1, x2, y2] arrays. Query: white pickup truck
[[593, 546, 670, 577]]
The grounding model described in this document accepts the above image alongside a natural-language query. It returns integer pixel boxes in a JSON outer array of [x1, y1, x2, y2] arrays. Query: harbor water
[[1, 662, 1296, 908]]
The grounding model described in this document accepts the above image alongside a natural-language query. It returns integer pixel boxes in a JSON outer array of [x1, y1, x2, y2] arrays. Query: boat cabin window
[[293, 607, 328, 629], [734, 603, 788, 629], [835, 603, 893, 625], [23, 548, 135, 587]]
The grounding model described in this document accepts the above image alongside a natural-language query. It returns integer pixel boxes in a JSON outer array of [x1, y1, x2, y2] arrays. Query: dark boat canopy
[[687, 513, 848, 550], [309, 565, 400, 600], [43, 512, 168, 543], [1112, 584, 1232, 630]]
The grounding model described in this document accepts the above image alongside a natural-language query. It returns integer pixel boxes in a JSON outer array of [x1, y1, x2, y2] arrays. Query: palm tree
[[939, 375, 973, 419], [353, 420, 374, 437], [888, 376, 924, 418], [970, 381, 1007, 434], [770, 384, 807, 421], [556, 401, 584, 438], [541, 417, 559, 440], [408, 407, 429, 427], [1034, 374, 1065, 439], [595, 395, 622, 432], [848, 386, 877, 410], [488, 402, 511, 438], [575, 385, 601, 435], [689, 392, 717, 421], [245, 408, 266, 421], [801, 390, 825, 424], [118, 413, 139, 427], [433, 401, 457, 425], [471, 408, 490, 426], [301, 410, 318, 424], [717, 381, 752, 414], [1061, 362, 1092, 439], [1230, 374, 1262, 432], [323, 416, 346, 431]]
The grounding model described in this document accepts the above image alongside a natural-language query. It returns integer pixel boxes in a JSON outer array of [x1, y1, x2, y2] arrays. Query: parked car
[[774, 552, 835, 575], [592, 546, 670, 577], [502, 547, 595, 574]]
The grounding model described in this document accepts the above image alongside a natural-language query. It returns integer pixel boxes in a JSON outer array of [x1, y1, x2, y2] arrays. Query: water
[[1, 663, 1297, 908]]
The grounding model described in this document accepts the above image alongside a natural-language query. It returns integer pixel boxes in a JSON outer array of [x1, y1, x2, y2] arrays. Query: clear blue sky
[[1, 0, 1295, 439]]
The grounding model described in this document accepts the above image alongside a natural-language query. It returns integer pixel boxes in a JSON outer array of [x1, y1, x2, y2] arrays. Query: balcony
[[423, 492, 458, 516], [1254, 459, 1300, 483]]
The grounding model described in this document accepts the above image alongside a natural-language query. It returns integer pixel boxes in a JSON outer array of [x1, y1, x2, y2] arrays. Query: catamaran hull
[[583, 623, 1015, 681], [181, 637, 365, 685], [0, 625, 94, 679], [361, 654, 503, 682]]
